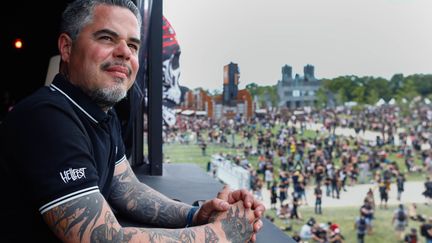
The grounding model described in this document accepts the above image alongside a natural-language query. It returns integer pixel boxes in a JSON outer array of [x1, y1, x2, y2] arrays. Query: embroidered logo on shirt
[[60, 167, 87, 183]]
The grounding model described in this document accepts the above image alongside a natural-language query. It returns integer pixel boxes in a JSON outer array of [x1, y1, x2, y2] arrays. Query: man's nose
[[114, 40, 132, 60]]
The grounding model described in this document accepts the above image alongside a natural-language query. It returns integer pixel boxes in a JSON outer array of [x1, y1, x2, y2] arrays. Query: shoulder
[[2, 87, 79, 134], [9, 87, 74, 121]]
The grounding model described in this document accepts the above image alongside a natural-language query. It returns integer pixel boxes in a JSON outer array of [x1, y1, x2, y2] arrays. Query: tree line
[[245, 74, 432, 108]]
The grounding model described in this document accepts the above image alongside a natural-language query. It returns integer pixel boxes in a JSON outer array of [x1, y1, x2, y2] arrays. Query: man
[[420, 217, 432, 243], [314, 183, 323, 214], [0, 0, 264, 242], [392, 204, 408, 241], [354, 215, 370, 243], [396, 173, 406, 201], [423, 177, 432, 205], [359, 199, 374, 233]]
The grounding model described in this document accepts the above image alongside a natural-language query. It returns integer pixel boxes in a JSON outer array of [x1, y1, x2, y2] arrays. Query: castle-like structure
[[277, 64, 321, 109]]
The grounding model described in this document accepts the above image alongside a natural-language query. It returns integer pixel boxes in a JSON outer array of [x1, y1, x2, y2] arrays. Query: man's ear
[[58, 33, 72, 63]]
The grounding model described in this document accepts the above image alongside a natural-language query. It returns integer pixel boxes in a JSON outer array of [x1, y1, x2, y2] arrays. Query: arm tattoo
[[110, 165, 189, 227], [204, 225, 219, 243], [142, 228, 196, 243], [46, 193, 104, 241], [221, 207, 253, 243], [90, 211, 136, 242]]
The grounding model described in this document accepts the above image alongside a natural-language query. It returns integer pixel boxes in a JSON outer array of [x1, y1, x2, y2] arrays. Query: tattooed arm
[[109, 159, 193, 228], [42, 190, 255, 242]]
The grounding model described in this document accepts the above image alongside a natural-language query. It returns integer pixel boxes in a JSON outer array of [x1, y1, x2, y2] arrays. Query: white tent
[[388, 98, 396, 105], [195, 110, 207, 116], [255, 109, 267, 114], [180, 110, 195, 116], [425, 97, 431, 105], [344, 101, 358, 107], [376, 98, 386, 106]]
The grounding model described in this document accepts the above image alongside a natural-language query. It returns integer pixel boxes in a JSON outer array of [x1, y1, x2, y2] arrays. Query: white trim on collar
[[50, 84, 98, 124]]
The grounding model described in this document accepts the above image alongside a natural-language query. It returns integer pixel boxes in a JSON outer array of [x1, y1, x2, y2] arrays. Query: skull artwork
[[162, 16, 182, 127]]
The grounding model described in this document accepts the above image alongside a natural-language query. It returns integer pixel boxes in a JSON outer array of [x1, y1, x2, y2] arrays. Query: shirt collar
[[50, 73, 109, 124]]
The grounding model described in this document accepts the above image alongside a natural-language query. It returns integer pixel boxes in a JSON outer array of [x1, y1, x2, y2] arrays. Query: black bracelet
[[186, 206, 200, 227]]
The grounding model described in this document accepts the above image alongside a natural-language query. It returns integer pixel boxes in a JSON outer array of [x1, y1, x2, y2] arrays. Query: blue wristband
[[186, 206, 200, 227]]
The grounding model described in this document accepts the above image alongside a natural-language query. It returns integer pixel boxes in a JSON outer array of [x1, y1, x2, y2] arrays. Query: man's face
[[65, 5, 141, 109]]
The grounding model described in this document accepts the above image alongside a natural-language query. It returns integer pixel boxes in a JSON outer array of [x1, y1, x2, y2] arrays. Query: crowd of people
[[164, 103, 432, 242]]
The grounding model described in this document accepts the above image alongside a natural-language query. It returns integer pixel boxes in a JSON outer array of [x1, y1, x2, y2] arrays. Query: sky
[[164, 0, 432, 92]]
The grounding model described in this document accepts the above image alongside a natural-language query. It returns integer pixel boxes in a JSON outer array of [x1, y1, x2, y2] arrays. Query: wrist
[[186, 206, 200, 227]]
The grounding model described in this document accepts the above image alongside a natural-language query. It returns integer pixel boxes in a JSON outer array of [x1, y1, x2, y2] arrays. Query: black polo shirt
[[0, 73, 126, 242]]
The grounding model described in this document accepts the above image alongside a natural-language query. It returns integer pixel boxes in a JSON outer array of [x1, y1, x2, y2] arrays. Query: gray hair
[[60, 0, 141, 41]]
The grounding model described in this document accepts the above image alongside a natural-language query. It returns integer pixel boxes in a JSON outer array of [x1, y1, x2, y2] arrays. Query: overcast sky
[[164, 0, 432, 91]]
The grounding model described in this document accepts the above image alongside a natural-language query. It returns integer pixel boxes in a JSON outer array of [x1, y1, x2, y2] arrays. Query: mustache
[[101, 61, 132, 77]]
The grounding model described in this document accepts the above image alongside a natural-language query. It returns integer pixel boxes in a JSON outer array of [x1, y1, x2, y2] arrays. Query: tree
[[364, 77, 391, 102], [396, 78, 418, 101], [366, 89, 379, 105], [389, 73, 404, 94], [352, 86, 366, 104], [245, 83, 259, 97], [315, 88, 328, 109]]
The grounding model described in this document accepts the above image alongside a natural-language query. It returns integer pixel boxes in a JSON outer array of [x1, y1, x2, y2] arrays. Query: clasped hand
[[194, 185, 266, 242]]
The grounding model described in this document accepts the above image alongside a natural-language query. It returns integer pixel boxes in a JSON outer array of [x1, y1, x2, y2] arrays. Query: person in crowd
[[0, 0, 265, 242], [329, 227, 345, 243], [423, 177, 432, 205], [324, 176, 332, 197], [359, 199, 374, 233], [396, 173, 406, 201], [314, 183, 323, 214], [331, 171, 341, 199], [200, 140, 207, 156], [365, 188, 376, 209], [290, 192, 302, 221], [420, 216, 432, 243], [277, 203, 290, 225], [404, 228, 418, 243], [378, 178, 389, 209], [354, 215, 370, 243], [299, 217, 316, 241], [311, 223, 328, 243], [408, 203, 426, 222], [270, 181, 278, 210], [392, 204, 409, 241], [264, 166, 274, 189]]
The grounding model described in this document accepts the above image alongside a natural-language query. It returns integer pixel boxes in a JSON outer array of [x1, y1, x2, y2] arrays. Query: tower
[[304, 64, 315, 81], [282, 65, 292, 81], [222, 62, 240, 106]]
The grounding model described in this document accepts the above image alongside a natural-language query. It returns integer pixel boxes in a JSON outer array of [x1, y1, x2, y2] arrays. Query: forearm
[[44, 194, 222, 243], [123, 224, 222, 243], [109, 162, 191, 227]]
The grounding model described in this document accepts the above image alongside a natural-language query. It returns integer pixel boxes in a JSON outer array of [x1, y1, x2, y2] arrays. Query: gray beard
[[88, 85, 127, 110]]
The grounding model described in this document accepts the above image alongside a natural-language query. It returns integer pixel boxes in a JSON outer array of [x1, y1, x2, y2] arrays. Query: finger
[[251, 234, 257, 242], [196, 198, 230, 225], [253, 219, 263, 233], [217, 184, 231, 201], [203, 198, 230, 212], [253, 203, 266, 218], [228, 189, 253, 208]]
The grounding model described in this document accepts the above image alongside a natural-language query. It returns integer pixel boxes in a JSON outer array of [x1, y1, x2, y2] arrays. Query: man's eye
[[100, 36, 113, 41], [128, 44, 139, 52]]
